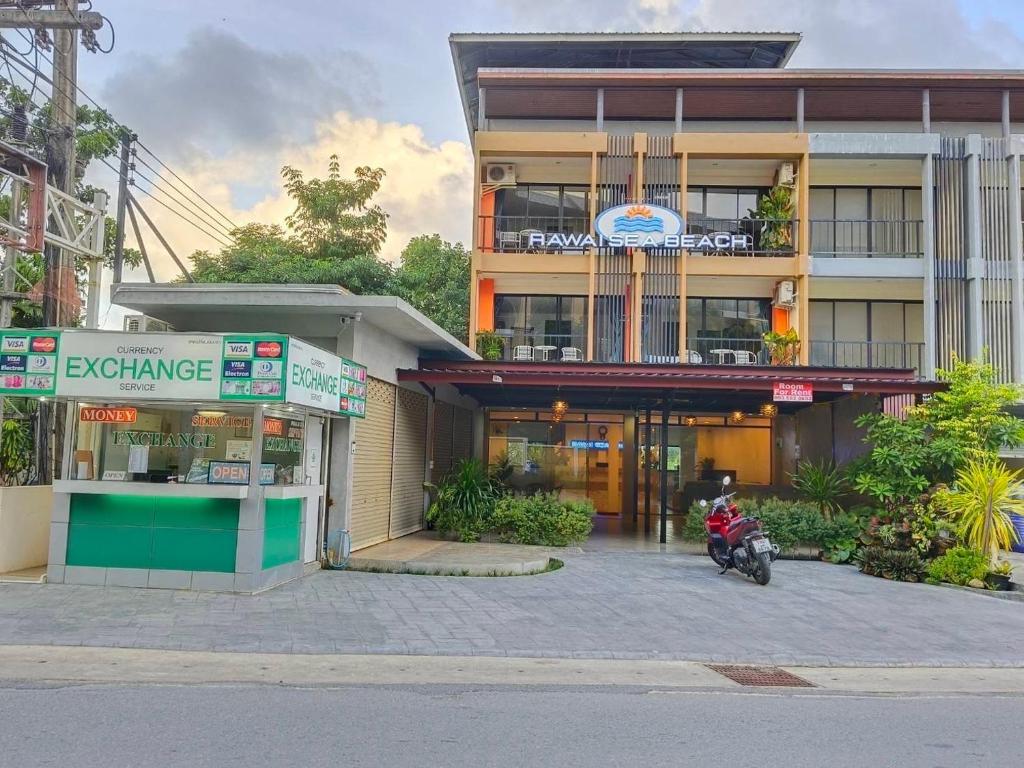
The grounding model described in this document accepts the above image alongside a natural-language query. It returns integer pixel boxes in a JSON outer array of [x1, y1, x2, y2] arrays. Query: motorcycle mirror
[[699, 499, 708, 508], [722, 475, 732, 487]]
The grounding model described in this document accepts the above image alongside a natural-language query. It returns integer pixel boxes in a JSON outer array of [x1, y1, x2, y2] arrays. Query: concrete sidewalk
[[2, 645, 1023, 695], [347, 533, 562, 576]]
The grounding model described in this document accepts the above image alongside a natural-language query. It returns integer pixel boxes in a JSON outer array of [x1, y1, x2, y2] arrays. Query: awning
[[398, 360, 942, 412]]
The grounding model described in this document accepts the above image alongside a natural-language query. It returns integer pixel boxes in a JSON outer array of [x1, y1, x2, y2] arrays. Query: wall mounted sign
[[773, 381, 813, 403], [286, 338, 341, 411], [80, 406, 137, 423], [113, 430, 216, 448], [219, 335, 287, 401], [339, 357, 367, 418], [208, 460, 250, 485], [526, 203, 752, 251], [0, 331, 59, 397]]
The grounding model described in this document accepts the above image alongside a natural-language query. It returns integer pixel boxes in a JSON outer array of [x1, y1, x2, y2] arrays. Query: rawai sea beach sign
[[526, 203, 752, 250]]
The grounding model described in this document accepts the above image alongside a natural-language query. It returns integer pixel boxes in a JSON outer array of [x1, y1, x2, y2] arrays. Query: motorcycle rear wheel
[[753, 551, 772, 585], [707, 542, 727, 567]]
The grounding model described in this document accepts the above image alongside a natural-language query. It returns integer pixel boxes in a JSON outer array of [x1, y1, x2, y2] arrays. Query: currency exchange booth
[[7, 328, 367, 592]]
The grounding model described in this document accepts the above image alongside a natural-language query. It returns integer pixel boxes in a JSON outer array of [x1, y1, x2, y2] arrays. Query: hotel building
[[399, 32, 1024, 537]]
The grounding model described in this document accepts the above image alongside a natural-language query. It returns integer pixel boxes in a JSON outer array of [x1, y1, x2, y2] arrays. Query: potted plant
[[987, 559, 1013, 591], [699, 456, 715, 481], [763, 328, 801, 366], [748, 184, 794, 252], [934, 456, 1024, 577], [475, 331, 505, 361]]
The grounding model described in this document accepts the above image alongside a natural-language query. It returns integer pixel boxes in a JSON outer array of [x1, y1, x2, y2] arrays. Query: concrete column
[[621, 412, 636, 519], [675, 88, 683, 132], [922, 89, 931, 133], [921, 152, 938, 378], [1007, 138, 1024, 382], [1002, 90, 1011, 139], [326, 324, 357, 536], [477, 87, 486, 133], [596, 88, 604, 132], [796, 88, 805, 132], [965, 134, 985, 360], [234, 407, 266, 590]]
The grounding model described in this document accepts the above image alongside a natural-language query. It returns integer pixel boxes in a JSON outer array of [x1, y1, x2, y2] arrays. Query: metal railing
[[809, 219, 923, 258], [684, 217, 798, 256], [489, 331, 588, 362], [809, 340, 924, 370], [680, 337, 767, 366], [477, 215, 590, 253]]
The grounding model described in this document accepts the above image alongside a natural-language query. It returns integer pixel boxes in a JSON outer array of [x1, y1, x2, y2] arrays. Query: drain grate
[[707, 664, 816, 688]]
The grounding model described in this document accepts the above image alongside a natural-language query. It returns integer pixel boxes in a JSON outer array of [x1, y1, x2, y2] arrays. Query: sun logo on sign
[[613, 205, 663, 233]]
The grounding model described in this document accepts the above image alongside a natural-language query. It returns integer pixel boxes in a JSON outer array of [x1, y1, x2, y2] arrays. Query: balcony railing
[[478, 215, 590, 253], [489, 331, 588, 362], [809, 340, 924, 371], [685, 217, 798, 257], [676, 338, 767, 366], [810, 219, 923, 258]]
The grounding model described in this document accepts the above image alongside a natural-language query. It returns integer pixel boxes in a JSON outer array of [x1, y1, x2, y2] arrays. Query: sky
[[59, 0, 1024, 313]]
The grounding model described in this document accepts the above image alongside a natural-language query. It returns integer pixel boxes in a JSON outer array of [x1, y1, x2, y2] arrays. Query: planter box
[[0, 485, 53, 573]]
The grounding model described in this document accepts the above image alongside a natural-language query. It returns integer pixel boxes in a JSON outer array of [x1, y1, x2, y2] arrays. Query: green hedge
[[681, 496, 862, 557], [490, 493, 594, 546]]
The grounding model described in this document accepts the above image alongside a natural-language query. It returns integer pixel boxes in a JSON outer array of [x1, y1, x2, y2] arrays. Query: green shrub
[[790, 459, 848, 521], [426, 459, 495, 542], [925, 546, 989, 586], [855, 546, 925, 582], [490, 493, 594, 546]]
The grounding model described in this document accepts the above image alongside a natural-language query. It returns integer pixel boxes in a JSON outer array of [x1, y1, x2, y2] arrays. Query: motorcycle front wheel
[[707, 542, 727, 567], [753, 551, 772, 585]]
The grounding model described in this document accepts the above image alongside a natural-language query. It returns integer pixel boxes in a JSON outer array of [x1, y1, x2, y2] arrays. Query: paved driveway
[[1, 553, 1022, 666]]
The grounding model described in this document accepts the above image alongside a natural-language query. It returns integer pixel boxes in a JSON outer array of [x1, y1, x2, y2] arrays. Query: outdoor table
[[709, 348, 737, 365], [533, 345, 557, 361]]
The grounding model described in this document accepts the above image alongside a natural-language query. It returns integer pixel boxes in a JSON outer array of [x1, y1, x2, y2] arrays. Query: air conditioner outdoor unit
[[773, 280, 797, 309], [122, 313, 174, 333], [484, 163, 517, 185], [775, 161, 795, 187]]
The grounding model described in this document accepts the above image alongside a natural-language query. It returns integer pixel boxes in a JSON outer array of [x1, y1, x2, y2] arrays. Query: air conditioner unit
[[775, 162, 795, 187], [484, 163, 517, 185], [122, 313, 174, 333], [773, 280, 796, 309]]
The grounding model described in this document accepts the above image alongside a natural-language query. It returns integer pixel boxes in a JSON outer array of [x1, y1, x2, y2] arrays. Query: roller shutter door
[[432, 401, 454, 483], [350, 378, 395, 550], [389, 388, 428, 538]]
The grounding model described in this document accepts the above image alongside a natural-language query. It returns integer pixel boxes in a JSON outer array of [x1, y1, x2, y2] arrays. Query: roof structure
[[399, 360, 940, 412], [450, 31, 802, 137]]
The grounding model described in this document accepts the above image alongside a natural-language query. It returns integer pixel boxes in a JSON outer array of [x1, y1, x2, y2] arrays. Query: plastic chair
[[732, 350, 757, 365], [512, 345, 535, 361], [684, 350, 703, 364], [560, 347, 583, 362]]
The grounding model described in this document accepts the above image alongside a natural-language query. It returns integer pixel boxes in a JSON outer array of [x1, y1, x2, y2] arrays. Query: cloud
[[496, 0, 1024, 67], [99, 28, 380, 161]]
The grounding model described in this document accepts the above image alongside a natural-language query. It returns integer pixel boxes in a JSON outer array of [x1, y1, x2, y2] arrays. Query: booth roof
[[110, 283, 477, 361]]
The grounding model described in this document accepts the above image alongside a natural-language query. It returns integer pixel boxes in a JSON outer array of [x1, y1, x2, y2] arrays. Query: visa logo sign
[[1, 336, 28, 353], [224, 341, 253, 359]]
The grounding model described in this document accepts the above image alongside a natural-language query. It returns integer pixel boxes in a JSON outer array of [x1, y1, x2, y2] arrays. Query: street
[[1, 680, 1018, 767]]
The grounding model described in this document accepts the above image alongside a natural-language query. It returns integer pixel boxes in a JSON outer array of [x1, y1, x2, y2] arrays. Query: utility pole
[[111, 130, 133, 283], [37, 0, 82, 483]]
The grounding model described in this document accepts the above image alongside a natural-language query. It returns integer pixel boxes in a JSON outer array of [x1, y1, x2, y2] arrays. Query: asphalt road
[[1, 682, 1018, 767]]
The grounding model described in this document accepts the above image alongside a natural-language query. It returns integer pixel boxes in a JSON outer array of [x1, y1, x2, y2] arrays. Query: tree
[[395, 234, 469, 341], [282, 155, 387, 260]]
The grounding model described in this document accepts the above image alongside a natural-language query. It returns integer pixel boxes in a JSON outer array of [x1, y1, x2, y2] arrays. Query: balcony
[[810, 219, 923, 258], [809, 340, 924, 371], [489, 331, 588, 362], [685, 217, 798, 257], [478, 215, 590, 253]]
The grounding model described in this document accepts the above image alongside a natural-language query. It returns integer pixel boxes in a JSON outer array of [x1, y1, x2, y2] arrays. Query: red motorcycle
[[701, 476, 778, 585]]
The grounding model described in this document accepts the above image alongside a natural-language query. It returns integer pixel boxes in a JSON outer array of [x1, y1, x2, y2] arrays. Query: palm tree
[[936, 457, 1024, 569]]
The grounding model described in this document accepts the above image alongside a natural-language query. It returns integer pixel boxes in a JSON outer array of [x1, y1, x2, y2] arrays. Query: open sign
[[208, 461, 250, 485]]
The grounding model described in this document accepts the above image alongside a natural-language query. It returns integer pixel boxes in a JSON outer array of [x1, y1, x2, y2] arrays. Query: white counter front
[[53, 480, 250, 499], [262, 484, 325, 500]]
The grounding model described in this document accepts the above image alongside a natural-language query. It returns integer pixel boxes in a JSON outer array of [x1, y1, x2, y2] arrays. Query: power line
[[133, 141, 238, 230], [131, 152, 234, 238]]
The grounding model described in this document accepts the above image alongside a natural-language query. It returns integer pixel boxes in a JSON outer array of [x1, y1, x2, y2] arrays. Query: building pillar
[[622, 412, 637, 520], [796, 88, 805, 132], [921, 151, 938, 379], [477, 87, 487, 133], [922, 88, 931, 133], [659, 398, 670, 545], [643, 406, 652, 536], [596, 88, 605, 132], [587, 151, 598, 362], [678, 150, 689, 361], [675, 88, 684, 132], [327, 323, 358, 538], [796, 152, 811, 364], [1007, 137, 1024, 382], [965, 134, 985, 360]]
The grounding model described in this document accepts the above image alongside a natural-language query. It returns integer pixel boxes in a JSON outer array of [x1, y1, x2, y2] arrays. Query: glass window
[[499, 187, 529, 218], [494, 296, 526, 333], [705, 188, 738, 220], [71, 403, 255, 484], [562, 189, 589, 233], [261, 414, 305, 485]]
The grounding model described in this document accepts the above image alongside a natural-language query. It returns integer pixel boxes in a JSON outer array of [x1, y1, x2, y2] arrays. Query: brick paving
[[1, 552, 1023, 666]]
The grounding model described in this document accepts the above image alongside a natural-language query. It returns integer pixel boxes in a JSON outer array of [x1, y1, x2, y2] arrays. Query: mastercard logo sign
[[31, 336, 57, 353], [255, 341, 282, 358]]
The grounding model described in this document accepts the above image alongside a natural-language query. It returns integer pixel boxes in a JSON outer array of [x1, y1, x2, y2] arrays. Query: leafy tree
[[282, 155, 387, 260], [396, 234, 469, 341], [850, 354, 1024, 513]]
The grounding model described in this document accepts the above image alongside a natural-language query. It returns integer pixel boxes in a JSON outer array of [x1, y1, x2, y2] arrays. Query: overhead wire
[[131, 152, 235, 237]]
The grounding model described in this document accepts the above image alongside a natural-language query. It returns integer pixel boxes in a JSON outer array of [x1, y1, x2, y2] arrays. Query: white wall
[[0, 485, 52, 573]]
